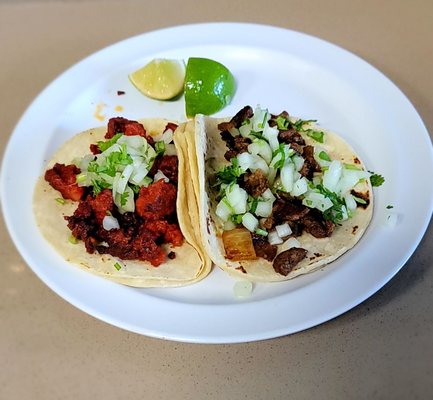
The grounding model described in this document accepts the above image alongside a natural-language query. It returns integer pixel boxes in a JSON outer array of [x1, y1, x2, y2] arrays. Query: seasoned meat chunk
[[44, 163, 85, 201], [106, 117, 154, 145], [151, 155, 179, 184], [242, 169, 268, 198], [135, 180, 177, 220], [218, 105, 254, 131], [278, 128, 305, 146], [222, 134, 252, 161], [273, 248, 308, 276], [87, 189, 113, 224], [252, 234, 277, 261], [300, 145, 321, 179], [301, 210, 335, 238]]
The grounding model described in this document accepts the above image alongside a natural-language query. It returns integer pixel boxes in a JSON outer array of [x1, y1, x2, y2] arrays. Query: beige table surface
[[1, 0, 432, 399]]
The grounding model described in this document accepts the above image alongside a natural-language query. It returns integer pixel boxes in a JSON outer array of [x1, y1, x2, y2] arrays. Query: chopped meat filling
[[105, 117, 154, 145], [299, 145, 321, 179], [150, 155, 179, 184], [252, 234, 277, 261], [135, 179, 177, 221], [242, 169, 269, 198], [273, 248, 308, 276], [44, 163, 85, 201]]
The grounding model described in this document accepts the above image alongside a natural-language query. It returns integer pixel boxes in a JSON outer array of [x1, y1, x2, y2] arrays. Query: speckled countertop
[[1, 1, 432, 399]]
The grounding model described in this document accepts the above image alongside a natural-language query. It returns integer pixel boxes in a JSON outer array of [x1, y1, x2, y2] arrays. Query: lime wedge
[[129, 59, 186, 100], [184, 57, 236, 117]]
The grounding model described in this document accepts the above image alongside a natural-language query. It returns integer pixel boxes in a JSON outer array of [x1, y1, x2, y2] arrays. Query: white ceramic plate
[[1, 23, 432, 343]]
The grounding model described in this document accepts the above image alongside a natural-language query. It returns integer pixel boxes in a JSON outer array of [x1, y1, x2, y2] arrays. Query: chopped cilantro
[[315, 184, 346, 224], [114, 262, 122, 271], [97, 133, 122, 152], [215, 158, 245, 185], [386, 204, 394, 209], [230, 214, 243, 225], [305, 129, 325, 143], [275, 115, 290, 130], [318, 151, 331, 161], [155, 141, 165, 155], [369, 172, 385, 187], [120, 191, 129, 207]]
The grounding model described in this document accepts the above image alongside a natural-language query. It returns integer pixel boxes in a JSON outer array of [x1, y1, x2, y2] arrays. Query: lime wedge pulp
[[184, 57, 236, 117], [129, 59, 186, 100]]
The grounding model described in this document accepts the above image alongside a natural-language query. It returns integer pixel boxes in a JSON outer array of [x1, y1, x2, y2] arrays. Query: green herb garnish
[[114, 262, 122, 271], [369, 173, 385, 187], [215, 158, 245, 185], [97, 133, 122, 152], [305, 129, 325, 143]]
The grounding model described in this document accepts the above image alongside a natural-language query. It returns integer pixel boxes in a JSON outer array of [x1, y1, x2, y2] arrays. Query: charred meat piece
[[87, 189, 113, 224], [272, 198, 310, 224], [217, 105, 254, 131], [135, 180, 177, 221], [269, 111, 290, 127], [150, 155, 179, 184], [278, 128, 305, 147], [143, 220, 184, 247], [300, 210, 335, 238], [65, 201, 96, 245], [45, 163, 85, 201], [105, 117, 154, 145], [299, 145, 321, 180], [242, 169, 269, 198], [221, 133, 252, 161], [252, 234, 277, 261], [273, 247, 308, 276]]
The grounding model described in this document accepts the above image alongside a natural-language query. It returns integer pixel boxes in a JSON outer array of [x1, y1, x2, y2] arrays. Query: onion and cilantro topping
[[213, 106, 382, 244], [74, 133, 173, 213]]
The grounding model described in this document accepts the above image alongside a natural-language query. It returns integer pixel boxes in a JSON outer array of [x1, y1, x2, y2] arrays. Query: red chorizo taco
[[192, 105, 375, 282], [33, 117, 210, 287]]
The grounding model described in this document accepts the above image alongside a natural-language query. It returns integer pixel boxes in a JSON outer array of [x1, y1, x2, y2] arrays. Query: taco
[[33, 117, 210, 287], [192, 105, 374, 282]]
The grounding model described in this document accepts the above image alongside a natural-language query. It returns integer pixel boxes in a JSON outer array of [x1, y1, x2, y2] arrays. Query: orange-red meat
[[44, 163, 84, 201], [135, 180, 177, 221]]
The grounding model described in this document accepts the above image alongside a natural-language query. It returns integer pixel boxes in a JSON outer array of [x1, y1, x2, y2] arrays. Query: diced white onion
[[261, 188, 276, 202], [275, 223, 292, 238], [262, 124, 280, 151], [233, 280, 253, 298], [115, 164, 134, 193], [281, 161, 295, 192], [154, 169, 169, 183], [255, 200, 273, 218], [292, 154, 305, 172], [162, 129, 174, 144], [303, 191, 333, 211], [268, 230, 284, 245], [252, 106, 268, 131], [226, 184, 248, 214], [278, 237, 302, 254], [323, 160, 342, 192], [242, 212, 259, 232], [237, 153, 269, 174], [344, 193, 357, 211], [102, 215, 120, 231], [164, 143, 177, 156], [291, 177, 308, 196], [248, 139, 272, 164], [216, 198, 233, 222]]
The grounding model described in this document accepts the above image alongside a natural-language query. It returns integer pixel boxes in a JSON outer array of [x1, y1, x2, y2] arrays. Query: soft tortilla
[[193, 113, 373, 282], [33, 119, 211, 287]]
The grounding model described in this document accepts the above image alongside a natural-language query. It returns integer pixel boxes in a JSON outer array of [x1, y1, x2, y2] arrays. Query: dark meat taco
[[192, 105, 374, 282], [33, 117, 210, 287]]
